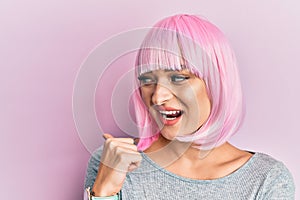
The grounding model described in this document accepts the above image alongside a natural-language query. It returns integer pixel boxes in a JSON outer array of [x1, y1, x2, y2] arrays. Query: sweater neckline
[[140, 151, 258, 183]]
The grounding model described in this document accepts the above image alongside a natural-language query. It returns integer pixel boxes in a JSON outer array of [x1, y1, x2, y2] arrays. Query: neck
[[144, 134, 221, 168], [144, 134, 253, 180]]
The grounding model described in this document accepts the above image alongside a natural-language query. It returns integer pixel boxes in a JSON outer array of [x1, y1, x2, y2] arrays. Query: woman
[[84, 14, 295, 199]]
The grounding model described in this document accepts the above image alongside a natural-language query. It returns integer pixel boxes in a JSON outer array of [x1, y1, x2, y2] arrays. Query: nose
[[151, 83, 173, 105]]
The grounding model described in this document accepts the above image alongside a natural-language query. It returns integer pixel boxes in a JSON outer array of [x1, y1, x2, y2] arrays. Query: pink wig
[[133, 14, 245, 150]]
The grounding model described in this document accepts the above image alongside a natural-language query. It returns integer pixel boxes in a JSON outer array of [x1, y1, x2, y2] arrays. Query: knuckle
[[105, 138, 113, 145], [113, 145, 122, 154], [132, 146, 138, 151]]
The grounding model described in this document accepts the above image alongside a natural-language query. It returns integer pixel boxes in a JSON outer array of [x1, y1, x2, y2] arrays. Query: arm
[[84, 134, 142, 198]]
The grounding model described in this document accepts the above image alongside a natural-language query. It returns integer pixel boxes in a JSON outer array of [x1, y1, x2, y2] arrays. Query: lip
[[154, 106, 183, 126], [159, 114, 182, 126], [154, 105, 181, 111]]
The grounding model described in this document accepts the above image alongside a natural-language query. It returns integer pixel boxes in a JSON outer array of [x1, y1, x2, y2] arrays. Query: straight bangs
[[136, 28, 190, 77], [134, 14, 245, 151]]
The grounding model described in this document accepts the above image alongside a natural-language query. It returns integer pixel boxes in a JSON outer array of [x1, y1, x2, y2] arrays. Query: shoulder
[[87, 146, 104, 171], [250, 152, 292, 176], [251, 153, 295, 199], [90, 146, 104, 162], [249, 152, 283, 169], [248, 152, 294, 181]]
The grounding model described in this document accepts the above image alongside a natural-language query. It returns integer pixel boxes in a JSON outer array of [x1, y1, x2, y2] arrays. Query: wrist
[[92, 182, 119, 197], [86, 187, 119, 200]]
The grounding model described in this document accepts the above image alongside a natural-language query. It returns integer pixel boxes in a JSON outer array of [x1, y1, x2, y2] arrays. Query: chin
[[159, 130, 178, 141]]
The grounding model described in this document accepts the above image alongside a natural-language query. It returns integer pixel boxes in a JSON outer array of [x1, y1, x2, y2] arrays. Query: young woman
[[84, 14, 295, 199]]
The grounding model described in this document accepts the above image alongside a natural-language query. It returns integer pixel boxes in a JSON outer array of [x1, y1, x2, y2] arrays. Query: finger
[[103, 133, 113, 139], [102, 149, 142, 172], [107, 140, 138, 152], [118, 150, 142, 171], [128, 161, 141, 172], [103, 133, 136, 144], [122, 149, 142, 163]]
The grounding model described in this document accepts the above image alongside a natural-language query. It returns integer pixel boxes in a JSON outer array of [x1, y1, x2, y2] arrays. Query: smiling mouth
[[158, 110, 183, 121]]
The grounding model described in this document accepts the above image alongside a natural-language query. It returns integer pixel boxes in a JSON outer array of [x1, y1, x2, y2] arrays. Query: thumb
[[103, 133, 114, 140]]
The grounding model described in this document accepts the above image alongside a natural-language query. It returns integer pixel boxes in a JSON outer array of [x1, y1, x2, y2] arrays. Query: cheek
[[177, 86, 199, 105], [178, 84, 211, 115], [196, 88, 211, 119], [140, 88, 152, 106]]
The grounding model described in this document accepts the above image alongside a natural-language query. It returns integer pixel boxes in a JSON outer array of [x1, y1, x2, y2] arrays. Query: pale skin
[[92, 69, 253, 196]]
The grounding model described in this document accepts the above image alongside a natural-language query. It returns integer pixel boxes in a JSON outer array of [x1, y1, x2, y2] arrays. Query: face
[[138, 69, 211, 140]]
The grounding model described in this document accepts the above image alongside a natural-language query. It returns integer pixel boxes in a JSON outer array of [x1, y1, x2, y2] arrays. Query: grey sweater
[[84, 146, 295, 199]]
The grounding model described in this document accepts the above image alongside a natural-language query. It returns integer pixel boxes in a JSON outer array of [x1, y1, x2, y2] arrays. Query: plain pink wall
[[1, 0, 299, 199]]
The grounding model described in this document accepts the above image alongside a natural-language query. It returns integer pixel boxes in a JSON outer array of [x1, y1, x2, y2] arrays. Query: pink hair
[[133, 14, 245, 151]]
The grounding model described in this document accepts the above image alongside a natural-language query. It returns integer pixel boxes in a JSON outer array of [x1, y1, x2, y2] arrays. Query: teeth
[[159, 110, 181, 115], [162, 115, 176, 120], [158, 110, 182, 121]]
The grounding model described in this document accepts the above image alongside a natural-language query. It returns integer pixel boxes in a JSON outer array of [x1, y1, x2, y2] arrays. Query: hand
[[92, 133, 142, 197]]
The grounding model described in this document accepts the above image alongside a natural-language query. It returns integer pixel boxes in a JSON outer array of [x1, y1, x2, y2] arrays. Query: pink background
[[1, 0, 299, 199]]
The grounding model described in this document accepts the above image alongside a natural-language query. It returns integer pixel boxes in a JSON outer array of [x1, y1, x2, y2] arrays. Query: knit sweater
[[84, 146, 295, 199]]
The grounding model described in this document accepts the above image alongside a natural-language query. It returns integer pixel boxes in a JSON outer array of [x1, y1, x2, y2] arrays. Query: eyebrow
[[141, 69, 180, 75], [139, 65, 188, 76], [164, 69, 176, 72]]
